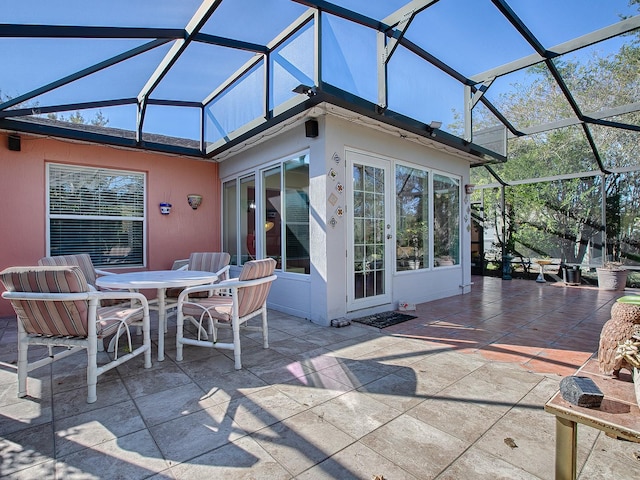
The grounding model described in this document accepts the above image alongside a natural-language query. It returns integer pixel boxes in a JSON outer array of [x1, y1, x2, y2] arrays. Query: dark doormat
[[351, 311, 417, 329]]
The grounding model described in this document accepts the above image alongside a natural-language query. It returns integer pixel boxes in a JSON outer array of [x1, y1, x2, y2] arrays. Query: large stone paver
[[0, 277, 636, 479]]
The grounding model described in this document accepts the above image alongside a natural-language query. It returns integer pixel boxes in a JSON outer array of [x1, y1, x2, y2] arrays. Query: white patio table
[[96, 270, 218, 361]]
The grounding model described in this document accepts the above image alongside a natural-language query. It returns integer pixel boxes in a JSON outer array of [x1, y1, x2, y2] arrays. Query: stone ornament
[[598, 297, 640, 377]]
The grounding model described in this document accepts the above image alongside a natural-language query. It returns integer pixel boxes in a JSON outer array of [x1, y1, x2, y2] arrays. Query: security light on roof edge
[[292, 84, 317, 97], [427, 120, 442, 137]]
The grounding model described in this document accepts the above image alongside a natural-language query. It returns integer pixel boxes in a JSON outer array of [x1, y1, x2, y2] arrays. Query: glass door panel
[[241, 175, 256, 264], [348, 151, 392, 310]]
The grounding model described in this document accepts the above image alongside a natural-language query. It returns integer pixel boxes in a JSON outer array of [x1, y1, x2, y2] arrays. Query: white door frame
[[346, 149, 393, 312]]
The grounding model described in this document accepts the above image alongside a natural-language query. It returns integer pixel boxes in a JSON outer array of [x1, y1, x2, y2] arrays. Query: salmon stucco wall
[[0, 132, 220, 317]]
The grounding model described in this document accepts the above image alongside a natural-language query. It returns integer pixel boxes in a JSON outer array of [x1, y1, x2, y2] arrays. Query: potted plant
[[494, 226, 516, 280], [408, 234, 421, 269], [493, 199, 517, 280], [436, 255, 455, 266], [615, 333, 640, 408], [397, 221, 427, 270], [596, 261, 628, 291]]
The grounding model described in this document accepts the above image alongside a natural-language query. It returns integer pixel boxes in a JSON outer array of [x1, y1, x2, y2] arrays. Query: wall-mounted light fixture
[[465, 184, 475, 195], [187, 194, 203, 210], [160, 202, 172, 215], [292, 84, 317, 97]]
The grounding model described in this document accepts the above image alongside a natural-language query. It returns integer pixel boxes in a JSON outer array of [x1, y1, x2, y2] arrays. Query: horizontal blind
[[49, 164, 144, 216], [48, 164, 145, 267]]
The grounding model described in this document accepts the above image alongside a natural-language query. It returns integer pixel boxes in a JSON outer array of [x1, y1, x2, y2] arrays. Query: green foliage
[[467, 5, 640, 266], [617, 295, 640, 305], [396, 221, 428, 254], [47, 110, 109, 127]]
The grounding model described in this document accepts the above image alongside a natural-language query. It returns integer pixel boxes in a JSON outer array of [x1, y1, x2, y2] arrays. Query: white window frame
[[432, 169, 462, 268], [221, 150, 310, 274], [46, 163, 147, 268], [393, 161, 462, 272]]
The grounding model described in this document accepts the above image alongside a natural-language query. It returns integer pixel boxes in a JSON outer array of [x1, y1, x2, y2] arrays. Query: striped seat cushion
[[38, 254, 98, 287], [181, 258, 275, 321], [0, 266, 90, 336], [38, 254, 128, 306], [182, 296, 233, 322], [237, 258, 276, 318], [189, 252, 231, 276], [238, 258, 276, 281], [96, 305, 144, 338], [167, 252, 231, 299]]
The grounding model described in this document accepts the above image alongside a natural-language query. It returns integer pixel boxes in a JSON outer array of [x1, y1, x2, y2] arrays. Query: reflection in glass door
[[349, 152, 391, 309]]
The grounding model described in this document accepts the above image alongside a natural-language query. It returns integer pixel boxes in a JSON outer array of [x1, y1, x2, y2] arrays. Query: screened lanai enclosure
[[465, 1, 640, 281], [2, 0, 640, 281]]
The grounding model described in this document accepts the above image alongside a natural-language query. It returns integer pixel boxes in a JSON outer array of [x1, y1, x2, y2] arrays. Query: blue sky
[[1, 0, 637, 140]]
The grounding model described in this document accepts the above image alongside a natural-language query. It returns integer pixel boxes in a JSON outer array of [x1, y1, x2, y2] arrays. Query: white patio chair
[[175, 258, 277, 369], [168, 252, 231, 286], [0, 265, 152, 404], [165, 252, 231, 313], [38, 253, 131, 351]]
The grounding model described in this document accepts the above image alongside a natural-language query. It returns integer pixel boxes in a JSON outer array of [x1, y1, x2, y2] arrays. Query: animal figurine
[[598, 296, 640, 377]]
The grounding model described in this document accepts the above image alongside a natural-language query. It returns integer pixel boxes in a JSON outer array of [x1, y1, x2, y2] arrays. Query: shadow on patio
[[1, 275, 637, 479]]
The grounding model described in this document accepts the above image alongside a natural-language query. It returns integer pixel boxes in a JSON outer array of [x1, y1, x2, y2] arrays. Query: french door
[[347, 151, 392, 311]]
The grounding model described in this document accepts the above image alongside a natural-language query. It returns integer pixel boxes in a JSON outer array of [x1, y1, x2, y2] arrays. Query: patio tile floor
[[1, 276, 640, 479]]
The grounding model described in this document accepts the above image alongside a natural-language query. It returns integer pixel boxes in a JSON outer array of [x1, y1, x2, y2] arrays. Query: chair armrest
[[2, 291, 92, 301], [216, 275, 277, 289], [215, 265, 231, 280], [93, 270, 126, 293], [3, 289, 147, 307], [177, 274, 277, 303], [95, 269, 114, 277], [170, 259, 189, 271], [95, 290, 149, 307]]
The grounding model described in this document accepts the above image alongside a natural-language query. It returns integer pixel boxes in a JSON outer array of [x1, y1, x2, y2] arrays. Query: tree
[[47, 110, 109, 127], [467, 1, 640, 266]]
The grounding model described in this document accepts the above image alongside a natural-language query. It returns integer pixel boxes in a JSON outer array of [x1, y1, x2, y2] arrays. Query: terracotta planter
[[187, 194, 203, 210], [596, 268, 628, 291], [635, 368, 640, 409]]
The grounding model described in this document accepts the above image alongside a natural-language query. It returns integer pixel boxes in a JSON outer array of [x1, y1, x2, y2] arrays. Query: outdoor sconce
[[187, 194, 203, 210], [465, 184, 475, 195], [159, 202, 172, 215]]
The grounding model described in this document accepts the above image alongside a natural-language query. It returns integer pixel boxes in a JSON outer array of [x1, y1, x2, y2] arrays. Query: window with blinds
[[47, 163, 145, 268]]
